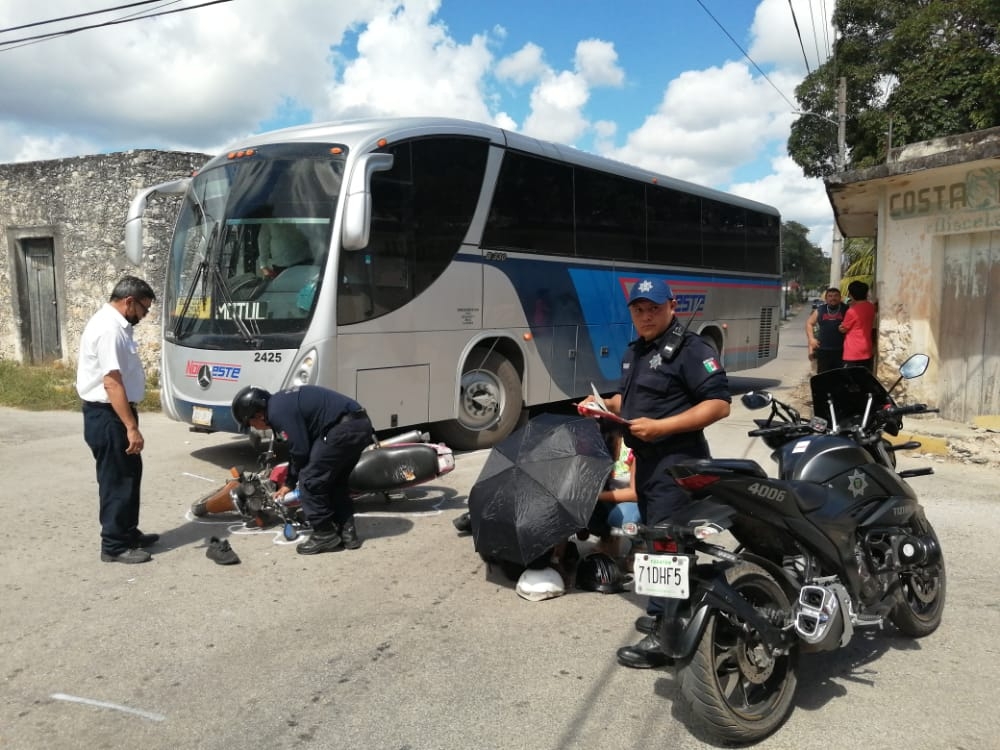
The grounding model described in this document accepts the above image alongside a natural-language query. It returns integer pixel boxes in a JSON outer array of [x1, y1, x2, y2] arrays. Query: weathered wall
[[873, 161, 1000, 418], [0, 150, 209, 375]]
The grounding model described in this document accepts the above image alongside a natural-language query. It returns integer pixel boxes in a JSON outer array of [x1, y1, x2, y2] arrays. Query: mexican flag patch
[[702, 357, 721, 373]]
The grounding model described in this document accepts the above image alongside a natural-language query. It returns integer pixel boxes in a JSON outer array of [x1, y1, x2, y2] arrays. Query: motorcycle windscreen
[[810, 366, 891, 428]]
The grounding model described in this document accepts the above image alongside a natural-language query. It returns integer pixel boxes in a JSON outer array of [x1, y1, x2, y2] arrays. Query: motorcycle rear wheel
[[889, 520, 946, 637], [679, 562, 797, 745]]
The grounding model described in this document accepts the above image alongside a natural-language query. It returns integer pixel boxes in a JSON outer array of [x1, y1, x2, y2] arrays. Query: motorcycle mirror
[[741, 391, 773, 410], [900, 353, 929, 380]]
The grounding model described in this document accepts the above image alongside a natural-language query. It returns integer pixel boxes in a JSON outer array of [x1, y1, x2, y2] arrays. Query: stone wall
[[0, 150, 209, 375]]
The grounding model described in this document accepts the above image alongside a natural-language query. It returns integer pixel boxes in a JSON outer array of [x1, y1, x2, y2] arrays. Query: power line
[[692, 0, 798, 110], [787, 0, 812, 75], [0, 1, 170, 35], [806, 0, 824, 69], [0, 0, 233, 50]]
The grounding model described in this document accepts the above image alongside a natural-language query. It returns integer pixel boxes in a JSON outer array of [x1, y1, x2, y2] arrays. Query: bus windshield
[[165, 144, 345, 346]]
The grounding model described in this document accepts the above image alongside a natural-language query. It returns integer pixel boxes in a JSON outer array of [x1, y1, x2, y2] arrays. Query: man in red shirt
[[839, 281, 876, 371]]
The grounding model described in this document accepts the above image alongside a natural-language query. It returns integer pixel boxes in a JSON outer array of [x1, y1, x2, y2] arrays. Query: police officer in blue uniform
[[232, 385, 374, 554], [578, 278, 731, 668]]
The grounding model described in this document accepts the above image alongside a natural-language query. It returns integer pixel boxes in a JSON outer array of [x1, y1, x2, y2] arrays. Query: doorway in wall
[[16, 236, 62, 363], [939, 229, 1000, 420]]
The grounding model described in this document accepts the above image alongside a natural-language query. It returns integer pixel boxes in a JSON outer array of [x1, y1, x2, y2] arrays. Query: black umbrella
[[469, 413, 614, 567]]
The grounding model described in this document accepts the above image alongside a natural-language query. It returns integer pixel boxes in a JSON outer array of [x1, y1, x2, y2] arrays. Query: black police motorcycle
[[623, 354, 946, 744]]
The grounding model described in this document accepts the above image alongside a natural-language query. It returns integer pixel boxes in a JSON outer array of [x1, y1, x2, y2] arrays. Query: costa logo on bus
[[185, 360, 242, 382], [617, 278, 706, 314]]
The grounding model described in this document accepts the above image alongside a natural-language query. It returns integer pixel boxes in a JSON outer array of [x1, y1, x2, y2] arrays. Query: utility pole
[[830, 76, 847, 288]]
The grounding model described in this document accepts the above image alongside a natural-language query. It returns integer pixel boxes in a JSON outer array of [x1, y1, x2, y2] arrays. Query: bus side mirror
[[123, 178, 191, 265], [342, 153, 395, 251]]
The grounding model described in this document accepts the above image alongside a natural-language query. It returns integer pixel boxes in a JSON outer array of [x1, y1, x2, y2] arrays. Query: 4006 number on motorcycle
[[633, 554, 690, 598]]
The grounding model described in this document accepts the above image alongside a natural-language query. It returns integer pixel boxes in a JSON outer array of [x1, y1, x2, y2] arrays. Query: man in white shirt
[[76, 276, 158, 563], [257, 221, 313, 278]]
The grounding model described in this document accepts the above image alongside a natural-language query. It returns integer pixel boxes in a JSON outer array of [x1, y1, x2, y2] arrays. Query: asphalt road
[[3, 314, 998, 750]]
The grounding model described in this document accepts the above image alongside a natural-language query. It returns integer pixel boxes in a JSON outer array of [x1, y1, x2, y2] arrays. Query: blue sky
[[0, 0, 836, 250]]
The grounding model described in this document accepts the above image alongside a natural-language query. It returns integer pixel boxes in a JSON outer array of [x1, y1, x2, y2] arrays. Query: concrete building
[[1, 150, 207, 373], [826, 126, 1000, 424]]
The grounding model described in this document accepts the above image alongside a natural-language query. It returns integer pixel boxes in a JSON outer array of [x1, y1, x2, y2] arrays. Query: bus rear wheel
[[435, 349, 522, 451]]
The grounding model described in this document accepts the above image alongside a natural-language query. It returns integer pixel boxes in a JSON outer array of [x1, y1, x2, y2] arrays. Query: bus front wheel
[[435, 350, 522, 451]]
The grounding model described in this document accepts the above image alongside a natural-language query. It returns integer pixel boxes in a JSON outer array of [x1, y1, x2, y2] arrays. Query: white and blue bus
[[125, 117, 781, 450]]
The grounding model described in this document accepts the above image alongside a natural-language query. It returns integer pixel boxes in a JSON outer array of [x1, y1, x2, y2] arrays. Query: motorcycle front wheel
[[889, 518, 946, 637], [679, 562, 797, 745]]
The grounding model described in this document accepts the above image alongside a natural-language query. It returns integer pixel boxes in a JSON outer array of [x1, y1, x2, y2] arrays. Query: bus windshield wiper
[[172, 258, 207, 341], [209, 262, 261, 346]]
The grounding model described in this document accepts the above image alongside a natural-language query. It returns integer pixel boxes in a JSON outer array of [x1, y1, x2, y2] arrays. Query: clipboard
[[579, 383, 629, 424]]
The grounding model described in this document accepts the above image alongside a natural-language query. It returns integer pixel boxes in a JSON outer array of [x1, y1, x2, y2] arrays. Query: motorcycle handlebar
[[878, 403, 936, 419], [747, 424, 810, 439]]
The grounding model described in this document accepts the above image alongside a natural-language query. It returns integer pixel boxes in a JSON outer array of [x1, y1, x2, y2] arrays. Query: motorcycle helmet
[[576, 552, 629, 594], [232, 386, 271, 430], [515, 567, 566, 601]]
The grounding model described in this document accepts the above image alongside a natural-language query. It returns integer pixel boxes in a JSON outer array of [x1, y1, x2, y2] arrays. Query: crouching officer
[[232, 385, 374, 554], [577, 278, 731, 668]]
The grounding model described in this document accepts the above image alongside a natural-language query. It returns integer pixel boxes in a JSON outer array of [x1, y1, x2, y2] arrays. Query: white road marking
[[50, 693, 165, 722]]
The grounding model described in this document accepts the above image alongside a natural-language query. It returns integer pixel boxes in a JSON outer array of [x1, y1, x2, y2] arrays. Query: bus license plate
[[633, 554, 690, 599], [192, 406, 213, 427]]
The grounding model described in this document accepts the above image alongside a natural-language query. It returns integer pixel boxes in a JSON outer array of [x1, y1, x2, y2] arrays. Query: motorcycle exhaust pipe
[[376, 430, 429, 447], [794, 584, 851, 647]]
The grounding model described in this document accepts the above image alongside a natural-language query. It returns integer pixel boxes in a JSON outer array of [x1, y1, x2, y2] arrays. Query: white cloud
[[320, 0, 497, 123], [729, 156, 833, 253], [750, 0, 834, 75], [574, 39, 624, 87], [603, 62, 790, 185], [496, 42, 547, 85]]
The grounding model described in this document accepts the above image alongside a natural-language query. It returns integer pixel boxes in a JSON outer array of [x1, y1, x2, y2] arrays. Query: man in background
[[806, 287, 847, 372], [76, 276, 159, 564]]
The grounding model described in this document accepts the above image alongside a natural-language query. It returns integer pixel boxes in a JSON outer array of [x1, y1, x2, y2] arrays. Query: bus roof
[[218, 116, 780, 217]]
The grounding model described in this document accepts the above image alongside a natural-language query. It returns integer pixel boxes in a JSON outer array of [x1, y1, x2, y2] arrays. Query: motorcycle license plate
[[633, 554, 690, 599], [192, 406, 213, 427]]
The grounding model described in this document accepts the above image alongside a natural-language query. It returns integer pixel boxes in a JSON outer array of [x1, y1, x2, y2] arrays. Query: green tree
[[789, 0, 1000, 178], [781, 221, 829, 295]]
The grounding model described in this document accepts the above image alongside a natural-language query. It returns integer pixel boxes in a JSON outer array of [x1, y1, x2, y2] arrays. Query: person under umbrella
[[468, 413, 613, 577]]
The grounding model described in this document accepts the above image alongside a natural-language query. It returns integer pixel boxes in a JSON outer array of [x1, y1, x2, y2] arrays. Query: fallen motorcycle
[[191, 429, 455, 540], [625, 355, 945, 744]]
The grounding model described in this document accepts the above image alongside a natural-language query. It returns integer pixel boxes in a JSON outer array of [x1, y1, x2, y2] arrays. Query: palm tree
[[839, 237, 874, 296]]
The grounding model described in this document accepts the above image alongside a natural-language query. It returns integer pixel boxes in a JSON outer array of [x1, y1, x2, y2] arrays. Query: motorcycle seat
[[687, 458, 768, 479]]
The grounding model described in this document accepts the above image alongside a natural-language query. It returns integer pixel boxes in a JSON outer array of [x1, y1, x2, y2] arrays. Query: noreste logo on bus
[[185, 360, 242, 384]]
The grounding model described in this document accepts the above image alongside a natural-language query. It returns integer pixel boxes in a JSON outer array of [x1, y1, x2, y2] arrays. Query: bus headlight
[[290, 349, 317, 386]]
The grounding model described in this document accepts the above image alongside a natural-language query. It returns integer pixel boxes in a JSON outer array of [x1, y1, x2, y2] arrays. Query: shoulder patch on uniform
[[702, 357, 721, 373]]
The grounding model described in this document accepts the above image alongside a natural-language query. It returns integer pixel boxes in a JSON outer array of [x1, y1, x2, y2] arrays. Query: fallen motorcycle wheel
[[679, 562, 797, 744], [889, 518, 946, 637]]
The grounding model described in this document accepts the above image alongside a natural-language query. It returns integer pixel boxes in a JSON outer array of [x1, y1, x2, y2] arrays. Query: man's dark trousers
[[83, 403, 142, 556], [298, 417, 373, 529]]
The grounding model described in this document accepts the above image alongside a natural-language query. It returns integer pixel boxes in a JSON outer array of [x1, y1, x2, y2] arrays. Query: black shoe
[[452, 512, 472, 534], [340, 519, 362, 550], [206, 536, 240, 565], [101, 548, 152, 564], [616, 631, 673, 669], [296, 527, 343, 555], [132, 531, 160, 548], [635, 615, 658, 635]]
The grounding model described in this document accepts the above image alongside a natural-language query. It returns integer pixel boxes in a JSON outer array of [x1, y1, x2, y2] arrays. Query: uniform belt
[[333, 409, 367, 427], [84, 401, 138, 409]]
